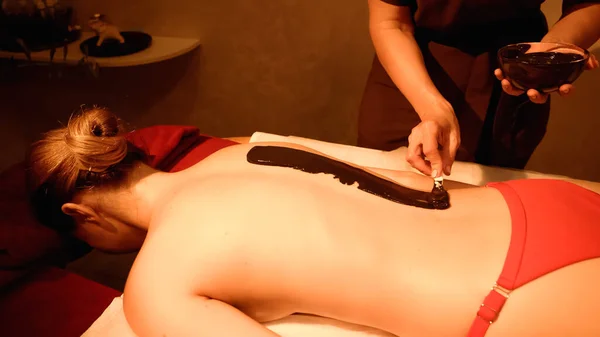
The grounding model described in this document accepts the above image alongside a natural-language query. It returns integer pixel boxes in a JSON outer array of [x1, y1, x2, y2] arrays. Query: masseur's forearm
[[370, 24, 451, 118], [542, 3, 600, 49]]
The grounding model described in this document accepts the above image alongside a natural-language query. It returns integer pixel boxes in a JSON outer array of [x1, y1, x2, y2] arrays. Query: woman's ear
[[62, 203, 118, 234], [61, 203, 97, 223]]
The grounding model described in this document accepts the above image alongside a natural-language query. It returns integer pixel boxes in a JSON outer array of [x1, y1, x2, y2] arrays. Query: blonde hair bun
[[64, 107, 128, 172]]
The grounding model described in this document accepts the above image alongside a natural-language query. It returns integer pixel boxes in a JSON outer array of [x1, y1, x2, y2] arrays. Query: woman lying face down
[[28, 108, 600, 337]]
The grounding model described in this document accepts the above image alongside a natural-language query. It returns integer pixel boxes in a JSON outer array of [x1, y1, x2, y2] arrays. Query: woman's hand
[[406, 102, 460, 178], [494, 53, 599, 104]]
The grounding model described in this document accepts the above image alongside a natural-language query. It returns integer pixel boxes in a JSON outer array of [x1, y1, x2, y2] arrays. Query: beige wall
[[0, 0, 598, 181], [0, 0, 373, 169], [528, 1, 600, 180]]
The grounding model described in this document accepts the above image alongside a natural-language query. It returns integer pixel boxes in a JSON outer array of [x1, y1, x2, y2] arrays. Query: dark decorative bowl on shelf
[[80, 31, 152, 58], [497, 42, 589, 93], [0, 5, 80, 52]]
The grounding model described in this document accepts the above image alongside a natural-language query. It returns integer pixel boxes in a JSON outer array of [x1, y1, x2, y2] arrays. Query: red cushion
[[0, 267, 121, 337], [125, 125, 238, 172], [169, 135, 238, 172]]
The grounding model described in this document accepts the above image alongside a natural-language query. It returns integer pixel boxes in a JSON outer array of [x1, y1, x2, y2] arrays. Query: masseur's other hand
[[406, 103, 460, 178], [494, 53, 598, 104]]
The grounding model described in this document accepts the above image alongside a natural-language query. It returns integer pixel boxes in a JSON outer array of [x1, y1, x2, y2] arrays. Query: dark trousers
[[357, 43, 550, 170]]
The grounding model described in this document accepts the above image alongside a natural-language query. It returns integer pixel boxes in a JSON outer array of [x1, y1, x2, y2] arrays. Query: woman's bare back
[[125, 143, 512, 336], [124, 143, 600, 337]]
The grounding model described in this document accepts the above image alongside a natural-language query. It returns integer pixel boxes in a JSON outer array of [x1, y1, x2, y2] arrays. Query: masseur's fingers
[[406, 130, 432, 176], [421, 122, 444, 178], [495, 69, 521, 95], [586, 54, 599, 70], [527, 89, 548, 104], [494, 68, 504, 81], [442, 130, 460, 176], [439, 141, 452, 176], [500, 79, 525, 96], [407, 103, 459, 177], [558, 84, 574, 97], [496, 68, 528, 97]]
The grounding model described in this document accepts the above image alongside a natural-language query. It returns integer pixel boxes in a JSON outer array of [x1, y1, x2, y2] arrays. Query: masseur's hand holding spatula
[[405, 99, 460, 186]]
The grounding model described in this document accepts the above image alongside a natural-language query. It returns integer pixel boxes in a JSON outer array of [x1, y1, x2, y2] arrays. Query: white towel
[[249, 132, 412, 172], [249, 132, 571, 185], [82, 296, 133, 337]]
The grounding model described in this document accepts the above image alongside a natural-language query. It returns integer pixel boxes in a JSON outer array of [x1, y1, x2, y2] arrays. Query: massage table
[[80, 131, 576, 337]]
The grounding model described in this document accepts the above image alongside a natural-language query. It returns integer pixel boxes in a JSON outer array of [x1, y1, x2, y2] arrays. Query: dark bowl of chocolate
[[498, 42, 589, 93]]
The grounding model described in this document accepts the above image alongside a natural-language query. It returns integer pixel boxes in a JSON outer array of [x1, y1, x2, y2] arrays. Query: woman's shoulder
[[151, 175, 250, 230], [126, 179, 251, 296]]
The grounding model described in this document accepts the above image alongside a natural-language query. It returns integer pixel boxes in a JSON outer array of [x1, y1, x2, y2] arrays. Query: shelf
[[0, 32, 201, 67]]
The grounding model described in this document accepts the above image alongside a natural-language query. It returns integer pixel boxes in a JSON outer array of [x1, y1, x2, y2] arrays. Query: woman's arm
[[126, 294, 279, 337], [123, 211, 280, 337], [367, 0, 451, 117], [543, 3, 600, 49]]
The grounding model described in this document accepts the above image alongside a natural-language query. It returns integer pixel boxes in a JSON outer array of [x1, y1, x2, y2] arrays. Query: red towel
[[126, 125, 238, 172]]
